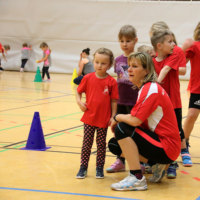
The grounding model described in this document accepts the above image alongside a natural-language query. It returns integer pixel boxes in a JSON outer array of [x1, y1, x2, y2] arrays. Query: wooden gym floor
[[0, 71, 199, 200]]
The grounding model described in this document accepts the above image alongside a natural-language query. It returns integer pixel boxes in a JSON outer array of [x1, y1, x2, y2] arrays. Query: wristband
[[113, 114, 119, 122]]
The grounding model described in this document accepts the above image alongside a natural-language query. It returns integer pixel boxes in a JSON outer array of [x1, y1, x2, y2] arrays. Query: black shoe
[[76, 166, 87, 179], [96, 167, 104, 179], [0, 67, 4, 71]]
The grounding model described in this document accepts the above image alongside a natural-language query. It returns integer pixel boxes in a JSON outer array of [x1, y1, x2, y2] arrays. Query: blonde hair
[[151, 30, 173, 50], [150, 21, 169, 36], [128, 52, 157, 85], [137, 45, 153, 54], [94, 48, 114, 67], [193, 22, 200, 41], [40, 42, 48, 48], [150, 21, 177, 45], [118, 25, 137, 40], [3, 45, 10, 51]]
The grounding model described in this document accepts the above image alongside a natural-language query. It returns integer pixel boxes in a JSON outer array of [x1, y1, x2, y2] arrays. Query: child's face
[[119, 36, 137, 56], [41, 47, 48, 51], [93, 53, 111, 77], [159, 35, 175, 55]]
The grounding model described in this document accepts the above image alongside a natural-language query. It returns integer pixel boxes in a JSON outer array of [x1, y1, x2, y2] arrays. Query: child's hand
[[78, 101, 87, 112], [110, 118, 117, 133], [36, 60, 40, 63]]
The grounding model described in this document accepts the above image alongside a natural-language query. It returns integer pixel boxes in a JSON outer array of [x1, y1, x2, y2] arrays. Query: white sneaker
[[111, 174, 147, 191], [148, 163, 166, 183]]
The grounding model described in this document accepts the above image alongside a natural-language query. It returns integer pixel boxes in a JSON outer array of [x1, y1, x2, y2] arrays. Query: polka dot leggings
[[80, 123, 108, 168]]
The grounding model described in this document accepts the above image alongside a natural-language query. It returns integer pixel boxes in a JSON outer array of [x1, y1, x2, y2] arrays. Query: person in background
[[182, 22, 200, 152], [0, 44, 10, 71], [20, 43, 32, 72], [73, 48, 94, 85], [36, 42, 51, 82], [106, 25, 139, 173]]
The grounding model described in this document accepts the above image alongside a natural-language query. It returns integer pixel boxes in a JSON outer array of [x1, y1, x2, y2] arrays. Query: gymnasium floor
[[0, 71, 199, 200]]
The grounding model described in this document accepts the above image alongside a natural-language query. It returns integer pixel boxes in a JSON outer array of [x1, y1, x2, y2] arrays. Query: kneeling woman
[[109, 52, 181, 191]]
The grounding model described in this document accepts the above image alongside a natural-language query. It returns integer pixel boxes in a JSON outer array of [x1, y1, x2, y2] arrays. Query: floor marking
[[193, 177, 200, 182], [0, 126, 83, 153], [180, 170, 189, 175], [0, 187, 142, 200], [0, 112, 82, 132], [0, 101, 58, 113], [34, 94, 71, 101]]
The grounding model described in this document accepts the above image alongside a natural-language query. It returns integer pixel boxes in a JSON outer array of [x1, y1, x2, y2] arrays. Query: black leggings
[[81, 124, 107, 168], [108, 122, 173, 164], [21, 59, 28, 68], [42, 66, 50, 79], [174, 108, 185, 140]]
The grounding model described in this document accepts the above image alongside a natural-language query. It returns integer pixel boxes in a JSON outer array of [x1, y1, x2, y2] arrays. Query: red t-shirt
[[174, 45, 186, 68], [0, 43, 4, 53], [131, 82, 181, 161], [185, 41, 200, 94], [77, 72, 119, 128], [153, 49, 182, 109]]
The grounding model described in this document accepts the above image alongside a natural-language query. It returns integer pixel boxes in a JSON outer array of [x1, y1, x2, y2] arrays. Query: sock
[[130, 170, 143, 180], [118, 156, 125, 164], [148, 160, 156, 167], [181, 148, 189, 154]]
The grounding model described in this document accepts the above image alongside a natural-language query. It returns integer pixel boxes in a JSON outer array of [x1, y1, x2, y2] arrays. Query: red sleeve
[[131, 85, 158, 122], [164, 52, 179, 71], [185, 45, 195, 59], [177, 48, 186, 68]]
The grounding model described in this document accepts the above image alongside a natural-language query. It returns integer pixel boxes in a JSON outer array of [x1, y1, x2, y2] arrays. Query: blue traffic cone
[[21, 112, 50, 151]]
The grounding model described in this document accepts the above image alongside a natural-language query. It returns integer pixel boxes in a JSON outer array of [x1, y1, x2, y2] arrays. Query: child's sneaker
[[143, 163, 152, 174], [106, 158, 125, 173], [181, 153, 192, 167], [148, 163, 166, 183], [76, 166, 87, 179], [96, 167, 104, 179], [111, 173, 147, 191], [167, 162, 177, 179]]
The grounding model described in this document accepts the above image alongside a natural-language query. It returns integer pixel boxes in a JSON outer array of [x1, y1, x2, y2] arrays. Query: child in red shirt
[[0, 43, 10, 71], [76, 48, 118, 179], [183, 22, 200, 148], [151, 30, 192, 172]]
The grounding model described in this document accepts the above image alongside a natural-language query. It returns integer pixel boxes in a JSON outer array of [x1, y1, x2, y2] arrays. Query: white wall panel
[[0, 0, 200, 79]]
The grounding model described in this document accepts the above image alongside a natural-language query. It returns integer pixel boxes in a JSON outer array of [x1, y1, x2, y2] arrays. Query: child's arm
[[111, 99, 117, 118], [182, 38, 194, 52], [110, 114, 142, 133], [108, 99, 117, 128], [157, 65, 171, 84], [75, 89, 87, 112], [179, 67, 186, 75], [2, 52, 7, 62], [36, 53, 49, 63], [77, 54, 86, 76]]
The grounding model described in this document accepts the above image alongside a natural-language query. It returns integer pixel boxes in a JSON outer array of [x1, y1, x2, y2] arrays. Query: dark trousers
[[81, 124, 108, 168], [21, 59, 28, 68], [42, 66, 50, 79]]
